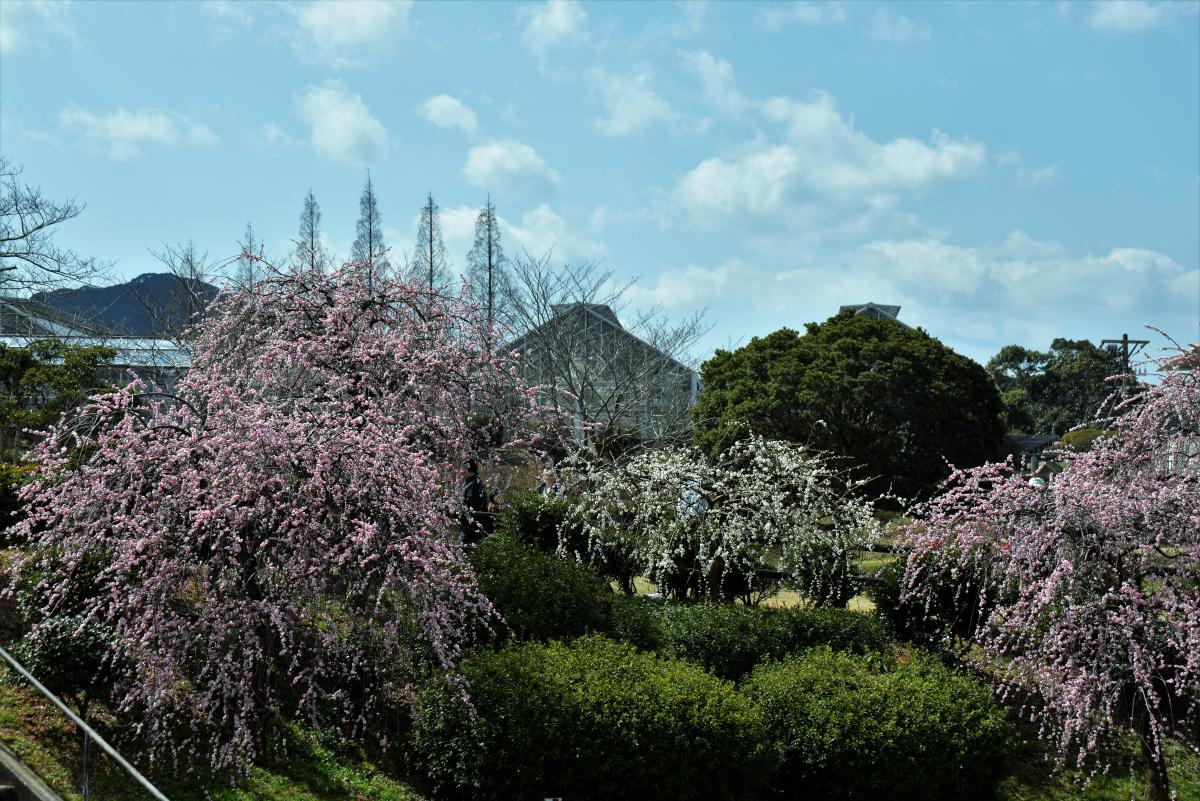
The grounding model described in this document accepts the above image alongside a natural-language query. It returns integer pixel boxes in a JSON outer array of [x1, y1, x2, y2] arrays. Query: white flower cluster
[[560, 435, 877, 604]]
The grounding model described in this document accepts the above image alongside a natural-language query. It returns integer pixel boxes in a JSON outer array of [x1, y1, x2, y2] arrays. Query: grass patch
[[0, 666, 425, 801], [997, 738, 1200, 801]]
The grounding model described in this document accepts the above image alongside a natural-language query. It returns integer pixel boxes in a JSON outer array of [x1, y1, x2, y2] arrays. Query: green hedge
[[411, 636, 769, 801], [743, 647, 1015, 801], [655, 603, 891, 680], [469, 533, 613, 643]]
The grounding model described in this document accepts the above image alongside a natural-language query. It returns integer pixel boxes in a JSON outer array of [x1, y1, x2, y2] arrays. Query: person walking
[[460, 458, 489, 546]]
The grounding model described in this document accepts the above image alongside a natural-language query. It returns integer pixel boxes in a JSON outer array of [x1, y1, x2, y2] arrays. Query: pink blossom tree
[[898, 347, 1199, 800], [7, 261, 542, 772]]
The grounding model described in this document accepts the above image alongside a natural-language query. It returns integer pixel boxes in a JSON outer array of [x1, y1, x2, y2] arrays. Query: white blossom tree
[[560, 435, 877, 604]]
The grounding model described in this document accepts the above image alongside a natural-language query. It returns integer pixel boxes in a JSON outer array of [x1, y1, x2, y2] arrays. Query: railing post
[[81, 728, 90, 801]]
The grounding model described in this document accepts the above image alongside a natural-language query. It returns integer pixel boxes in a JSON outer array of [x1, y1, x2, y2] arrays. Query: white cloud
[[57, 104, 217, 159], [589, 67, 680, 136], [868, 9, 932, 43], [0, 0, 75, 54], [295, 80, 390, 166], [502, 203, 605, 262], [519, 0, 587, 56], [260, 122, 300, 148], [636, 233, 1196, 364], [757, 2, 846, 31], [683, 50, 747, 117], [673, 91, 984, 224], [419, 94, 478, 136], [462, 140, 561, 196], [288, 0, 412, 68], [201, 0, 253, 29], [1088, 0, 1190, 32]]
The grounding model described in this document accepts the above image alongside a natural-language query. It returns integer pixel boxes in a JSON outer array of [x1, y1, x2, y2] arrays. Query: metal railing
[[0, 645, 170, 801]]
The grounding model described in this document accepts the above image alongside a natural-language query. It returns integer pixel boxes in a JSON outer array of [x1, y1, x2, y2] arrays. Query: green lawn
[[0, 666, 425, 801]]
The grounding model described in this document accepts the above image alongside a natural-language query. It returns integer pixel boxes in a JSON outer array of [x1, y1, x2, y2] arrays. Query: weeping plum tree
[[7, 261, 542, 772], [561, 436, 876, 604], [898, 345, 1199, 800]]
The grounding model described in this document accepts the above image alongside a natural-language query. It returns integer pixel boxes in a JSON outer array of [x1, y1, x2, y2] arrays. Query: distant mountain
[[33, 273, 220, 337]]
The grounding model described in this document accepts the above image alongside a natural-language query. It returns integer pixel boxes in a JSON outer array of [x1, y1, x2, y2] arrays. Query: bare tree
[[135, 240, 219, 344], [351, 172, 389, 289], [0, 156, 109, 296], [465, 196, 512, 347], [295, 189, 330, 274], [505, 251, 710, 456], [410, 192, 451, 295]]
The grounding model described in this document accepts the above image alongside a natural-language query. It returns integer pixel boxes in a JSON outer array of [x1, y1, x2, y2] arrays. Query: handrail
[[0, 645, 171, 801]]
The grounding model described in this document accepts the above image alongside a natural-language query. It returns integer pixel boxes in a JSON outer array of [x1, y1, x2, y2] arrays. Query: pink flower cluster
[[8, 262, 543, 772], [899, 346, 1199, 791]]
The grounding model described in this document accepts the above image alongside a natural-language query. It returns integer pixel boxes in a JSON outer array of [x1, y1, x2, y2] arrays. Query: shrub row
[[411, 637, 1016, 801], [473, 533, 892, 678]]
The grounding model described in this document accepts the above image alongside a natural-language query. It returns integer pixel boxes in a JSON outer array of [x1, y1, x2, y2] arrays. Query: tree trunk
[[1137, 709, 1170, 801]]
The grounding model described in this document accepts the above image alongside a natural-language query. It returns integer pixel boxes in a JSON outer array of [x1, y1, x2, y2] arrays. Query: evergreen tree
[[351, 172, 389, 287], [296, 189, 329, 274], [465, 196, 511, 343], [410, 192, 451, 295]]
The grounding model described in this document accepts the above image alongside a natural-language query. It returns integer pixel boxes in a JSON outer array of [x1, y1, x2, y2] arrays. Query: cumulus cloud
[[288, 0, 411, 68], [868, 9, 932, 43], [419, 94, 478, 136], [673, 91, 984, 224], [1088, 0, 1196, 32], [682, 50, 747, 117], [757, 2, 846, 31], [519, 0, 587, 56], [635, 232, 1196, 363], [0, 0, 75, 54], [57, 104, 217, 159], [503, 203, 606, 262], [295, 80, 390, 166], [589, 67, 680, 136], [462, 140, 561, 196]]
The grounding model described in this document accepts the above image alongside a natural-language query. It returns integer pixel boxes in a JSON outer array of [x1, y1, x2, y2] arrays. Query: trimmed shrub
[[411, 636, 769, 801], [657, 603, 891, 680], [609, 593, 665, 652], [469, 533, 613, 643], [743, 647, 1015, 801], [1060, 427, 1114, 452]]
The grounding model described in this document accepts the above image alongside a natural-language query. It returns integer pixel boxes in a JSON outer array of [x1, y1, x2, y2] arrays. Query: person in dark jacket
[[460, 458, 489, 546]]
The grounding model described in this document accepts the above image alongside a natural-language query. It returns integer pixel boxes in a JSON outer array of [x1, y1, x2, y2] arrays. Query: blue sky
[[1, 0, 1197, 365]]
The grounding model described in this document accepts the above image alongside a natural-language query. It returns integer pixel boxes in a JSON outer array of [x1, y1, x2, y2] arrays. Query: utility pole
[[1100, 333, 1149, 375]]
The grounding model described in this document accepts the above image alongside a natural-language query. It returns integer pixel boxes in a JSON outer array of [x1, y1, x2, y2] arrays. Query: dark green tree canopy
[[692, 312, 1003, 500], [986, 338, 1122, 434], [0, 339, 116, 459]]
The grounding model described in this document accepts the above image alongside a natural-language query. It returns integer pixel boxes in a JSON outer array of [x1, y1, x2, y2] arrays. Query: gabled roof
[[0, 297, 115, 337], [551, 303, 622, 328], [838, 302, 912, 330], [507, 302, 693, 375]]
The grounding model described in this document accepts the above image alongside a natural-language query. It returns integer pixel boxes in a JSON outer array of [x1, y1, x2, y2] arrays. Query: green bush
[[469, 533, 613, 643], [609, 593, 664, 651], [743, 647, 1015, 801], [0, 461, 33, 544], [867, 557, 990, 646], [1060, 427, 1113, 452], [14, 615, 123, 714], [411, 636, 769, 801], [498, 489, 640, 592], [496, 489, 577, 552], [657, 603, 891, 680]]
